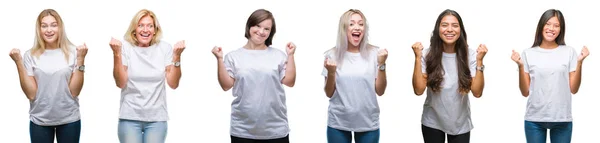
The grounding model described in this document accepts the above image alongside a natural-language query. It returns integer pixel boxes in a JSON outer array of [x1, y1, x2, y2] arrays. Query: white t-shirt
[[224, 47, 289, 140], [119, 40, 173, 122], [24, 48, 81, 126], [321, 48, 380, 132], [420, 48, 477, 135], [522, 45, 577, 122]]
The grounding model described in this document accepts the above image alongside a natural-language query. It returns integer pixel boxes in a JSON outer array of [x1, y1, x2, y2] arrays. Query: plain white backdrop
[[0, 0, 597, 142]]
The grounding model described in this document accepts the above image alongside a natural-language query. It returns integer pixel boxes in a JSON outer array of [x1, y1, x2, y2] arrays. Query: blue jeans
[[30, 120, 81, 143], [118, 119, 168, 143], [525, 121, 572, 143], [327, 126, 379, 143]]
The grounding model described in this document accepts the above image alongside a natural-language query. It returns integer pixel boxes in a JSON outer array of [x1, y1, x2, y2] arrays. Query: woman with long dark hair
[[412, 9, 487, 143]]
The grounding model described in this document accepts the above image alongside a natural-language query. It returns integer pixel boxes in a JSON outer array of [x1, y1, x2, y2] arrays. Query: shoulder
[[522, 46, 537, 54], [323, 47, 336, 58], [422, 48, 431, 56], [468, 48, 477, 56], [560, 45, 576, 53], [269, 47, 286, 56], [156, 41, 172, 50]]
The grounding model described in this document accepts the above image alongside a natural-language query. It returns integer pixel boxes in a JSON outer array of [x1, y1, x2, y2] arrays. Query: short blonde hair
[[124, 9, 162, 46], [31, 9, 73, 61]]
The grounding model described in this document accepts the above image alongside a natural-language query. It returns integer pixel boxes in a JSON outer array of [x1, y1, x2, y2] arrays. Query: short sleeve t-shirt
[[521, 45, 577, 122], [24, 48, 80, 126], [119, 40, 173, 122], [321, 48, 380, 132], [420, 48, 477, 135], [224, 47, 289, 140]]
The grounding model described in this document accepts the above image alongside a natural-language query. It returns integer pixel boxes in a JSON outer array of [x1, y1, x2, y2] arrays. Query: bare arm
[[324, 74, 336, 98], [518, 65, 531, 97], [16, 60, 38, 101], [10, 49, 37, 101], [375, 69, 387, 96], [166, 60, 181, 89], [69, 57, 85, 97], [512, 50, 530, 97], [212, 46, 235, 91], [470, 60, 484, 98], [374, 49, 388, 96], [216, 57, 235, 91], [113, 53, 128, 89], [323, 58, 337, 98], [411, 42, 427, 95], [570, 46, 589, 94], [281, 55, 296, 87], [569, 61, 583, 94], [166, 41, 185, 89], [412, 56, 427, 96]]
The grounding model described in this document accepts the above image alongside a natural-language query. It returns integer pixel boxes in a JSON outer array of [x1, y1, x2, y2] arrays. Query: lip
[[443, 34, 455, 39]]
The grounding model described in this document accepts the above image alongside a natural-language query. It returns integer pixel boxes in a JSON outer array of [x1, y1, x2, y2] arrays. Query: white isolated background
[[0, 0, 597, 142]]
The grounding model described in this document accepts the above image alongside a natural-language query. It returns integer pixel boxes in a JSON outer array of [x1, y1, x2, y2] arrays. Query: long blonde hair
[[31, 9, 73, 61], [124, 9, 162, 46], [330, 9, 374, 67]]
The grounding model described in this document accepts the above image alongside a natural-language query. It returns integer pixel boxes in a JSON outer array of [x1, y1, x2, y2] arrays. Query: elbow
[[473, 93, 482, 98], [376, 91, 384, 96], [413, 87, 425, 96], [221, 84, 233, 91], [283, 81, 295, 87], [115, 82, 125, 89], [570, 89, 578, 94], [168, 83, 179, 90]]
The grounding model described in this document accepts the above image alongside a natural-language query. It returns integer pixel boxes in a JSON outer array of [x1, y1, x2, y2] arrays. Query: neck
[[540, 40, 558, 49], [347, 43, 360, 53], [244, 40, 267, 50], [443, 43, 455, 53], [45, 42, 59, 50]]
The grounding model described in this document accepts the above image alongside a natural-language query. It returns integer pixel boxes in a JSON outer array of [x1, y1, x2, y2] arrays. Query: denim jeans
[[327, 126, 380, 143], [30, 120, 81, 143], [525, 120, 572, 143], [118, 119, 168, 143]]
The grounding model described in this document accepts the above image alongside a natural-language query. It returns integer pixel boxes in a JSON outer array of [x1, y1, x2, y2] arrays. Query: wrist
[[477, 60, 483, 66], [172, 56, 181, 62]]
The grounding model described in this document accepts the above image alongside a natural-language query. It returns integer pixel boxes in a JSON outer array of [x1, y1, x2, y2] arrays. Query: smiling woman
[[411, 9, 488, 143], [8, 8, 88, 143], [211, 9, 297, 143], [109, 9, 186, 143]]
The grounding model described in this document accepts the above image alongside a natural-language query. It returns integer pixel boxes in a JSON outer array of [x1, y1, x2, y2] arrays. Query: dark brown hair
[[532, 9, 565, 47], [244, 9, 276, 46], [426, 9, 471, 94]]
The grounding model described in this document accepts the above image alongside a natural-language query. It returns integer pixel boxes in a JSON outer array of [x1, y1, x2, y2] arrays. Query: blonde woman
[[110, 9, 185, 143], [9, 9, 88, 143], [322, 9, 388, 143], [212, 9, 296, 143]]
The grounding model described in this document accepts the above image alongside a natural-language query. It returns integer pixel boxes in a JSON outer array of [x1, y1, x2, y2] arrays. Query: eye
[[138, 24, 143, 28], [359, 23, 364, 26], [350, 23, 354, 26], [41, 24, 47, 28]]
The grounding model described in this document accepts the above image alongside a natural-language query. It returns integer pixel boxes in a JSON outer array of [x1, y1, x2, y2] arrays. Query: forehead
[[138, 15, 154, 24], [440, 15, 459, 24], [547, 16, 560, 24], [350, 13, 363, 21], [41, 15, 57, 23], [257, 19, 272, 27]]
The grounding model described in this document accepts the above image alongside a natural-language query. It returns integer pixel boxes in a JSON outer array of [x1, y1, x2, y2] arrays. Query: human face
[[40, 15, 59, 46], [542, 16, 560, 42], [135, 15, 155, 47], [248, 19, 272, 45], [438, 15, 461, 45], [347, 13, 364, 47]]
